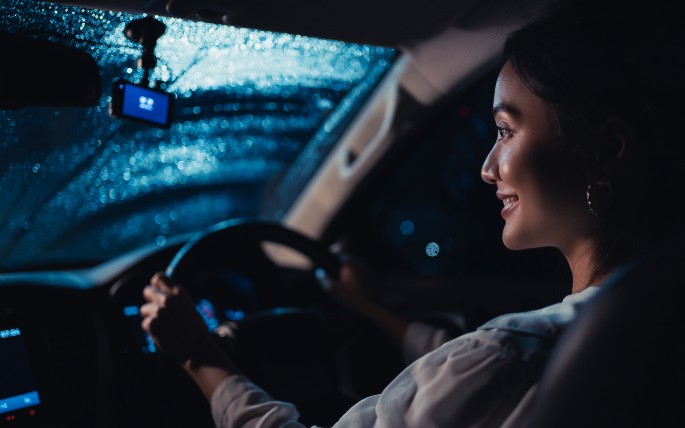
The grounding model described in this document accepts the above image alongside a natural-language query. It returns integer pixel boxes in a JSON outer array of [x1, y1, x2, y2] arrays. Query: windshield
[[0, 0, 395, 271]]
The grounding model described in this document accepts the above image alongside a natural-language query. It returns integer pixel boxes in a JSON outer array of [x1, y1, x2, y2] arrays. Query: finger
[[150, 272, 176, 292], [140, 308, 155, 333], [143, 285, 169, 305], [139, 301, 159, 318]]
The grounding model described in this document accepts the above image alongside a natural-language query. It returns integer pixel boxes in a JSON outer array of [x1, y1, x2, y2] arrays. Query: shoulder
[[411, 287, 602, 379], [478, 286, 602, 338]]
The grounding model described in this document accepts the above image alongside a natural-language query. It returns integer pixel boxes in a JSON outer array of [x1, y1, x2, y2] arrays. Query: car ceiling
[[40, 0, 483, 46]]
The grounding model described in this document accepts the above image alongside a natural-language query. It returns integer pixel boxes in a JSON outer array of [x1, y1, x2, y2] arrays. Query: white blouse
[[211, 286, 601, 428]]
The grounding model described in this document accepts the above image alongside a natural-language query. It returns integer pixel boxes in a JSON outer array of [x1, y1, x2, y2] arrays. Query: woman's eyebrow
[[492, 103, 521, 118]]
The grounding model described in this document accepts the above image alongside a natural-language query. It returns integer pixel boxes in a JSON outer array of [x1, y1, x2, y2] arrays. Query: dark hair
[[502, 0, 685, 282]]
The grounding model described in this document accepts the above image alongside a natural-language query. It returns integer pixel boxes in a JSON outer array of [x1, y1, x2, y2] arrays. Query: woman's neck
[[564, 241, 605, 293]]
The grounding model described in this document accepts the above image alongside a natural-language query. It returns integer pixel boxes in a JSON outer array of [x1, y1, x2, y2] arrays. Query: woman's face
[[481, 61, 592, 253]]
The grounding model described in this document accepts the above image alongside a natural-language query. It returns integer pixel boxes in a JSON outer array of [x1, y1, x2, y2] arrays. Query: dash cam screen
[[110, 79, 173, 128], [121, 83, 172, 127], [0, 327, 41, 416], [123, 85, 169, 125]]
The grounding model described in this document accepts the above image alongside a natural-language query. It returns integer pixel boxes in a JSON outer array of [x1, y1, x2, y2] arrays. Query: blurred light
[[145, 335, 157, 354], [123, 305, 139, 316], [399, 219, 414, 235], [196, 299, 219, 330], [225, 309, 245, 321], [425, 242, 440, 257]]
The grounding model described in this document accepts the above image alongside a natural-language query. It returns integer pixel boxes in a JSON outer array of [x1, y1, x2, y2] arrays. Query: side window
[[345, 69, 569, 289]]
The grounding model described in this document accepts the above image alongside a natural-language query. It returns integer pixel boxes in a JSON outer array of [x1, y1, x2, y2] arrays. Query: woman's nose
[[481, 145, 500, 184]]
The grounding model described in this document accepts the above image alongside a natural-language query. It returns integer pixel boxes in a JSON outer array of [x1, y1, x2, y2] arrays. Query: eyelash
[[496, 126, 513, 141]]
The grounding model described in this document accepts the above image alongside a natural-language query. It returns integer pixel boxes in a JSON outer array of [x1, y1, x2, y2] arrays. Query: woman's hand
[[317, 257, 379, 312], [140, 272, 237, 400], [140, 272, 213, 363], [317, 256, 409, 347]]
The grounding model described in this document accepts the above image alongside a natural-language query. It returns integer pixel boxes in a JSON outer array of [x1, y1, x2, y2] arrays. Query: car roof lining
[[42, 0, 481, 46]]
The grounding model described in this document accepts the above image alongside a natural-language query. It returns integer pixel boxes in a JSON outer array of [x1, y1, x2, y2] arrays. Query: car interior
[[2, 0, 676, 427]]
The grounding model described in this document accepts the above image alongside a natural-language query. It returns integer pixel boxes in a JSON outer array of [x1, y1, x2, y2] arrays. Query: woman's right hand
[[140, 272, 213, 363], [140, 272, 237, 400]]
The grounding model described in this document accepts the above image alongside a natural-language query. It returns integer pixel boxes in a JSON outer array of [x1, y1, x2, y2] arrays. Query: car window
[[0, 0, 395, 271], [342, 69, 569, 316]]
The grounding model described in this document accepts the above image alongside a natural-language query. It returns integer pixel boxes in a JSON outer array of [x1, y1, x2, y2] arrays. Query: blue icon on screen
[[0, 391, 40, 414]]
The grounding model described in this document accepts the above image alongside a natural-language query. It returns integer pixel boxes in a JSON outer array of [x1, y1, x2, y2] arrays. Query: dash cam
[[109, 78, 174, 128]]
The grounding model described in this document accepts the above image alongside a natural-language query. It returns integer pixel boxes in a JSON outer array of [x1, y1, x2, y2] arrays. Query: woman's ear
[[590, 117, 631, 179]]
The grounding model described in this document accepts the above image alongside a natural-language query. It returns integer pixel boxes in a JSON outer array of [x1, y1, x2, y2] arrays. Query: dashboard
[[0, 283, 109, 428], [0, 239, 215, 428], [0, 232, 401, 428]]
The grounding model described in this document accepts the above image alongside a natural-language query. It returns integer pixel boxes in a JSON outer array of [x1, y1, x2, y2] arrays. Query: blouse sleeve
[[401, 321, 453, 365], [210, 329, 547, 428], [332, 329, 547, 427], [211, 375, 306, 428]]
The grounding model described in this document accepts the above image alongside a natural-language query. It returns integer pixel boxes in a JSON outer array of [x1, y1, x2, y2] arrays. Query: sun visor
[[0, 32, 102, 109], [398, 0, 553, 105]]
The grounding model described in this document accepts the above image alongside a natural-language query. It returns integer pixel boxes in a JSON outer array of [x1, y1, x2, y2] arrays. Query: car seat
[[526, 234, 684, 427]]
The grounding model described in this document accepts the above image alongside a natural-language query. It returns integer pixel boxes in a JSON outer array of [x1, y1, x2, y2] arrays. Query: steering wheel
[[168, 217, 341, 281], [166, 217, 343, 317], [165, 218, 367, 426]]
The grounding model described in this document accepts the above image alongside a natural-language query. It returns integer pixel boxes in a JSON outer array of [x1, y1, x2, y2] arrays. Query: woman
[[140, 0, 684, 426]]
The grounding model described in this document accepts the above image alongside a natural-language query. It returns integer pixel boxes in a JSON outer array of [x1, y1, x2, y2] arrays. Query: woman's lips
[[497, 192, 519, 218]]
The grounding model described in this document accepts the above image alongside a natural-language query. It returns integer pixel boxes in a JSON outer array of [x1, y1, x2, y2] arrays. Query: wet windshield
[[0, 0, 395, 271]]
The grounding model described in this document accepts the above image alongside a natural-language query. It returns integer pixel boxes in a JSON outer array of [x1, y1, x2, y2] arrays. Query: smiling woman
[[0, 0, 395, 271]]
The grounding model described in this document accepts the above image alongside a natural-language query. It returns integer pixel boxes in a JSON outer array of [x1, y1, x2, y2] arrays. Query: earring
[[586, 181, 613, 217]]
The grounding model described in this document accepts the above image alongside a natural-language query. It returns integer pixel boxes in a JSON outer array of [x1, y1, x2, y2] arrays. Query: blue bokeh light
[[425, 242, 440, 257], [399, 219, 414, 235]]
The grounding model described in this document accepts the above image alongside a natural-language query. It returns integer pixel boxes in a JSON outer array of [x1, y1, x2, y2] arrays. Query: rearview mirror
[[0, 32, 101, 109]]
